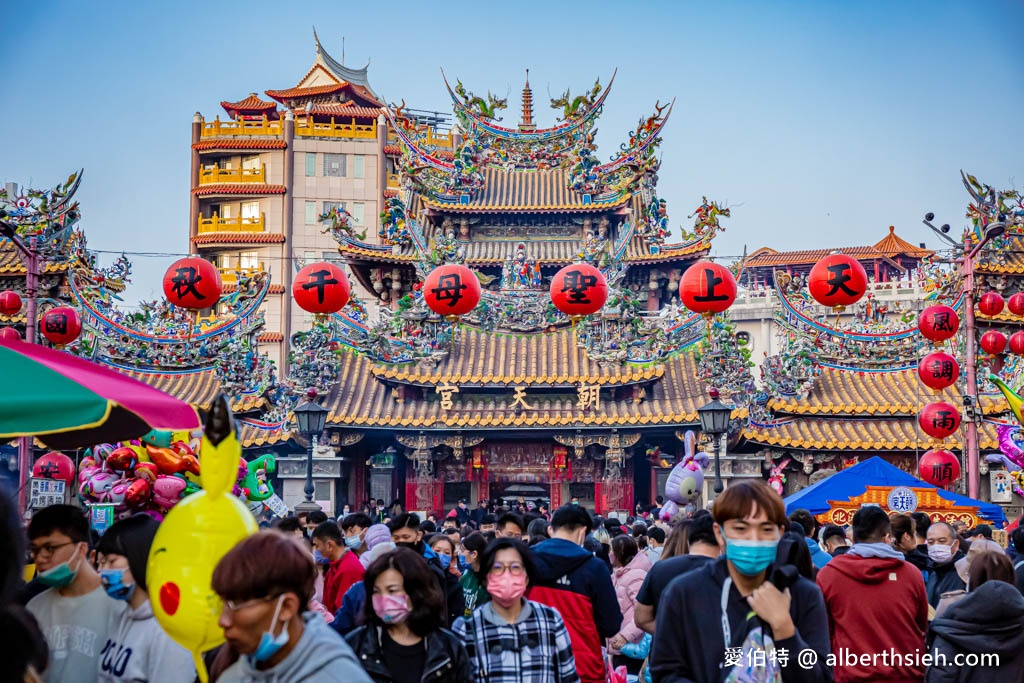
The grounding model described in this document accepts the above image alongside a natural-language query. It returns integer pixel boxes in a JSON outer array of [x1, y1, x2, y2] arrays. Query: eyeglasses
[[28, 541, 75, 560], [222, 595, 277, 612], [488, 562, 525, 576]]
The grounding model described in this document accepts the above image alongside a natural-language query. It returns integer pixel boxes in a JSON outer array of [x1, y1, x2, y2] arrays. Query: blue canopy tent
[[783, 456, 1007, 528]]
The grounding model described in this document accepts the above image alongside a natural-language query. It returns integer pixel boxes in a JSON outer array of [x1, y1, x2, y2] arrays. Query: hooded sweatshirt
[[816, 546, 928, 683], [529, 537, 622, 683], [926, 581, 1024, 683], [218, 611, 372, 683], [97, 599, 194, 683]]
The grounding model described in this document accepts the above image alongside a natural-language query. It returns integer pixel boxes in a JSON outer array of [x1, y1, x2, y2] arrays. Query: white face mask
[[928, 543, 954, 564]]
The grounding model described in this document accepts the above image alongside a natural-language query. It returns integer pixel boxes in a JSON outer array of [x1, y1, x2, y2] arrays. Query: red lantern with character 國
[[550, 263, 608, 318], [919, 449, 961, 488], [292, 262, 350, 315], [918, 305, 959, 343], [918, 352, 960, 391], [162, 256, 221, 310], [807, 253, 868, 309], [918, 401, 962, 440], [679, 260, 737, 316], [40, 306, 82, 346], [423, 264, 482, 318]]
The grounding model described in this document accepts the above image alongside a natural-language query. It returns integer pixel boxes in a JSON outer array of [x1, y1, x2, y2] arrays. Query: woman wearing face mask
[[454, 538, 578, 682], [212, 531, 371, 683], [457, 532, 489, 618], [345, 547, 468, 682], [428, 534, 461, 579], [95, 514, 195, 683]]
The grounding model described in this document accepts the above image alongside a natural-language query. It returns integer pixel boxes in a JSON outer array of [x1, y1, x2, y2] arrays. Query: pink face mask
[[372, 593, 411, 624], [487, 573, 528, 609]]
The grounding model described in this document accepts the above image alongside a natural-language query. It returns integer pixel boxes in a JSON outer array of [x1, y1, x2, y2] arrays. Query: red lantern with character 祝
[[40, 306, 82, 346], [918, 305, 959, 342], [977, 291, 1005, 317], [918, 352, 960, 391], [162, 257, 221, 310], [423, 264, 482, 318], [679, 261, 737, 315], [808, 253, 868, 308], [550, 263, 608, 317], [980, 330, 1008, 355], [293, 262, 350, 315], [0, 290, 22, 317], [918, 401, 962, 440], [919, 449, 961, 488]]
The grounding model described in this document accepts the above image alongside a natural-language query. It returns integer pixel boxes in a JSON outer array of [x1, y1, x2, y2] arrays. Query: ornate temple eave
[[743, 416, 998, 452]]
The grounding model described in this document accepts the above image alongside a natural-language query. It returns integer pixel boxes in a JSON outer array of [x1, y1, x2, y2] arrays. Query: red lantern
[[549, 263, 608, 317], [162, 257, 221, 310], [40, 306, 82, 346], [1009, 331, 1024, 355], [918, 352, 960, 390], [679, 261, 737, 315], [980, 330, 1008, 355], [918, 401, 962, 439], [807, 253, 868, 308], [292, 262, 350, 315], [977, 291, 1005, 317], [1008, 292, 1024, 317], [423, 264, 482, 317], [0, 327, 20, 342], [918, 305, 959, 342], [919, 449, 961, 488], [0, 290, 22, 317], [32, 451, 77, 487]]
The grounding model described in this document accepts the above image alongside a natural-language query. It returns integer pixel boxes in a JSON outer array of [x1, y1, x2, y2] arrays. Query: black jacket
[[649, 557, 833, 683], [423, 551, 465, 627], [925, 581, 1024, 683], [925, 551, 966, 607], [903, 546, 930, 573], [344, 625, 469, 683]]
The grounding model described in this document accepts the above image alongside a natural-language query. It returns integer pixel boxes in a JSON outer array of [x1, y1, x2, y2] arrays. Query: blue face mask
[[437, 553, 451, 570], [724, 534, 779, 577], [250, 595, 289, 665], [343, 534, 362, 551], [457, 555, 468, 571], [312, 549, 331, 565], [100, 568, 136, 602]]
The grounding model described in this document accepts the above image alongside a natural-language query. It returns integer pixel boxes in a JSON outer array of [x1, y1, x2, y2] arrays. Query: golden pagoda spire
[[519, 68, 536, 132]]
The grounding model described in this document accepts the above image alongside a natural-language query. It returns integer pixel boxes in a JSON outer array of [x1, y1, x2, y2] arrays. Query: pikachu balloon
[[147, 394, 257, 682]]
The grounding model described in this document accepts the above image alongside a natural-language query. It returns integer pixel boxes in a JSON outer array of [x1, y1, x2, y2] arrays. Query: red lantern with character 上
[[918, 305, 959, 343], [679, 261, 737, 315], [918, 352, 960, 391], [808, 253, 868, 308], [550, 263, 608, 317], [918, 401, 962, 440], [40, 306, 82, 346], [919, 449, 961, 488], [977, 291, 1005, 317], [293, 262, 350, 315], [162, 257, 221, 310], [980, 330, 1008, 355], [0, 290, 22, 317], [423, 264, 482, 318]]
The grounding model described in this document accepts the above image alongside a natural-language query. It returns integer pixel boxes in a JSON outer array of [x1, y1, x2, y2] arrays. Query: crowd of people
[[6, 483, 1024, 682]]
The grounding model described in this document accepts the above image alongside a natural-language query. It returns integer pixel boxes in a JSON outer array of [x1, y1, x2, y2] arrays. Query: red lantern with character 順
[[293, 262, 350, 315], [808, 253, 868, 308], [40, 306, 82, 346], [679, 260, 737, 316], [918, 352, 960, 391], [919, 449, 961, 488], [423, 264, 482, 318], [550, 263, 608, 317], [918, 305, 959, 343], [980, 330, 1008, 355], [977, 291, 1005, 317], [918, 401, 962, 440], [162, 257, 222, 310]]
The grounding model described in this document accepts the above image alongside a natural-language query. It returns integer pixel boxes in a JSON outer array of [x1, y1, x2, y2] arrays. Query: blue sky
[[3, 0, 1022, 303]]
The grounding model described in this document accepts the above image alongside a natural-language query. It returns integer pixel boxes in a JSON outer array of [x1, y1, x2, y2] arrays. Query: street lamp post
[[697, 387, 733, 494], [292, 395, 329, 516]]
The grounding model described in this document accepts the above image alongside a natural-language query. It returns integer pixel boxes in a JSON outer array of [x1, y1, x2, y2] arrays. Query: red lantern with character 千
[[423, 264, 481, 318], [293, 262, 350, 315], [918, 305, 959, 342], [919, 449, 961, 488], [979, 330, 1008, 355], [40, 306, 82, 346], [0, 290, 22, 317], [679, 260, 737, 315], [550, 263, 608, 317], [918, 352, 960, 391], [918, 401, 962, 440], [807, 253, 868, 308], [977, 291, 1005, 317], [162, 257, 221, 310], [1009, 331, 1024, 355]]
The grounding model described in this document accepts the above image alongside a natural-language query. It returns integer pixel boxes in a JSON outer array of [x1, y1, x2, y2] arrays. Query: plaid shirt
[[453, 599, 579, 683]]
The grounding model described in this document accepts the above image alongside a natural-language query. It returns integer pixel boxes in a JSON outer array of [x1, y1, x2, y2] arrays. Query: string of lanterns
[[916, 304, 961, 488]]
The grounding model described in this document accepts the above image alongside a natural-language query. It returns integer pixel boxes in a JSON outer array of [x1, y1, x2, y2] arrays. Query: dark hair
[[787, 509, 818, 539], [311, 520, 343, 544], [388, 512, 421, 533], [212, 531, 315, 605], [28, 504, 90, 544], [783, 530, 816, 580], [526, 518, 549, 539], [647, 526, 666, 544], [550, 505, 593, 533], [480, 513, 497, 526], [428, 534, 455, 555], [820, 524, 847, 544], [0, 604, 48, 679], [462, 531, 488, 555], [419, 520, 437, 533], [911, 512, 931, 539], [497, 512, 525, 534], [341, 513, 373, 532], [967, 551, 1015, 591], [307, 510, 328, 525], [631, 523, 647, 537], [890, 514, 915, 547], [713, 481, 787, 528], [96, 514, 159, 592], [0, 485, 24, 607], [479, 537, 538, 589], [362, 547, 443, 636], [851, 506, 891, 544], [1011, 527, 1024, 553], [610, 535, 639, 567], [974, 524, 993, 540], [274, 516, 302, 533], [687, 512, 718, 548], [787, 521, 806, 537]]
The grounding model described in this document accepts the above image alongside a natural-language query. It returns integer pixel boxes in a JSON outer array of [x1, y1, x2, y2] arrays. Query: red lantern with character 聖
[[423, 264, 481, 318], [679, 261, 737, 315], [162, 257, 222, 310], [293, 262, 350, 315], [550, 263, 608, 317]]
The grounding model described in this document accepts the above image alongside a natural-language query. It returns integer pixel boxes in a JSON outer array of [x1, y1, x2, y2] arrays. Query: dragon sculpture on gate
[[550, 78, 603, 122], [454, 79, 508, 121], [378, 196, 412, 247]]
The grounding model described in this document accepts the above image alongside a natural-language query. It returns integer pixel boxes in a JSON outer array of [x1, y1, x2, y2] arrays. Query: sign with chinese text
[[29, 478, 66, 509], [89, 504, 115, 535], [887, 487, 919, 514], [264, 493, 289, 518]]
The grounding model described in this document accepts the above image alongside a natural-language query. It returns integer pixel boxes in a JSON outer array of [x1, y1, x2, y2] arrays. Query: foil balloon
[[124, 478, 153, 508], [152, 476, 187, 511], [996, 424, 1024, 470], [107, 446, 140, 473], [147, 444, 200, 476], [147, 395, 257, 683], [240, 454, 277, 502]]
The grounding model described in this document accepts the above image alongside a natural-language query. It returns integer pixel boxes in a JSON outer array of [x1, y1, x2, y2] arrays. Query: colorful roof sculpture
[[263, 31, 382, 110]]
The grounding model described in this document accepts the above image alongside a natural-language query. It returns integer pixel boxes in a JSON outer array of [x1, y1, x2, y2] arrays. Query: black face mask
[[396, 541, 423, 555]]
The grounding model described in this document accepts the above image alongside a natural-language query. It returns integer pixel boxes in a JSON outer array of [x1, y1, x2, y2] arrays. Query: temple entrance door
[[490, 482, 550, 510]]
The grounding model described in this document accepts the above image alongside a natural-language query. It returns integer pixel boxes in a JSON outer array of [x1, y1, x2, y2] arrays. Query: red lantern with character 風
[[292, 262, 350, 315], [918, 352, 960, 391], [679, 260, 737, 316], [40, 306, 82, 346], [808, 253, 868, 308], [980, 330, 1008, 355], [918, 305, 959, 343], [423, 264, 481, 318], [550, 263, 608, 317], [162, 257, 222, 310], [919, 449, 961, 488], [977, 291, 1005, 317], [918, 401, 962, 440]]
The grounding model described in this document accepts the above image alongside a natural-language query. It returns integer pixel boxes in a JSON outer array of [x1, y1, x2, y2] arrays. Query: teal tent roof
[[783, 456, 1007, 527]]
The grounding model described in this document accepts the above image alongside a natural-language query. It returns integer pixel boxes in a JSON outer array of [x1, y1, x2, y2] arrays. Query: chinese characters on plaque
[[430, 383, 603, 413], [435, 384, 460, 410]]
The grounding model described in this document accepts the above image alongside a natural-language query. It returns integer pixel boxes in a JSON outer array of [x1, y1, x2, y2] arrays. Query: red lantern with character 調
[[40, 306, 82, 346], [918, 352, 960, 391], [423, 264, 481, 318], [162, 257, 221, 310], [807, 253, 868, 309], [679, 260, 737, 316], [549, 263, 608, 317], [0, 290, 22, 317], [980, 330, 1008, 355], [918, 305, 959, 343], [918, 401, 962, 440], [919, 449, 961, 488], [977, 291, 1005, 317], [293, 262, 350, 315]]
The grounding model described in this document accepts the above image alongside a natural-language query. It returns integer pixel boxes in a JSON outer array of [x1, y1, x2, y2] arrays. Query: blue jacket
[[331, 581, 366, 635], [806, 536, 832, 569]]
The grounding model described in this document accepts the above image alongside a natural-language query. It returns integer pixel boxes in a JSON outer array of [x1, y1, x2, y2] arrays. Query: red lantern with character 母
[[980, 330, 1008, 355], [808, 253, 868, 308], [293, 262, 350, 315], [918, 352, 960, 391], [679, 261, 737, 315], [550, 263, 608, 317], [918, 401, 962, 440], [918, 305, 959, 343], [162, 257, 221, 310], [977, 291, 1005, 317], [423, 264, 482, 318], [0, 290, 22, 317], [40, 306, 82, 346], [919, 449, 961, 488]]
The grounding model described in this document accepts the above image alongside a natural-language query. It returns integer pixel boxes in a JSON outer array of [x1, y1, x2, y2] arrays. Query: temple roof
[[221, 93, 278, 118], [117, 366, 266, 414], [746, 227, 931, 270], [0, 241, 68, 275], [977, 236, 1024, 275], [296, 103, 382, 119], [193, 139, 288, 151], [873, 226, 933, 258], [191, 233, 286, 246], [744, 416, 998, 451], [421, 168, 630, 214]]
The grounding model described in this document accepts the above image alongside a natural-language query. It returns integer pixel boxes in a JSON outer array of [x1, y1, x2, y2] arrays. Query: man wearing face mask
[[389, 512, 465, 626], [26, 505, 125, 683], [311, 521, 365, 614], [925, 521, 966, 608], [341, 512, 374, 557], [649, 481, 832, 683]]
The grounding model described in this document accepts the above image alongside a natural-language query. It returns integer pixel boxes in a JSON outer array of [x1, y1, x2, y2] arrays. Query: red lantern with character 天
[[423, 264, 481, 318], [679, 260, 737, 315], [293, 262, 350, 315], [162, 256, 221, 310], [919, 449, 961, 488], [40, 306, 82, 346], [918, 305, 959, 343], [549, 263, 608, 317], [918, 352, 960, 391], [918, 401, 962, 440], [808, 253, 868, 308]]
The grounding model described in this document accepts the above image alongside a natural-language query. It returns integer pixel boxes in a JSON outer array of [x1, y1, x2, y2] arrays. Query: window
[[322, 201, 344, 218], [239, 252, 259, 269], [305, 153, 316, 177], [240, 201, 260, 220], [353, 155, 365, 179], [351, 203, 365, 226], [241, 155, 260, 170], [322, 251, 340, 263], [305, 201, 317, 225], [218, 254, 236, 269], [303, 251, 317, 264], [314, 481, 332, 501], [218, 204, 234, 219], [323, 153, 346, 177]]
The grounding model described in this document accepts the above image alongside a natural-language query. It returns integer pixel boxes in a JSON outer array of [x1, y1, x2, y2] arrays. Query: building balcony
[[295, 117, 377, 140], [218, 264, 265, 285], [197, 214, 265, 234], [200, 116, 282, 138], [198, 165, 266, 184]]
